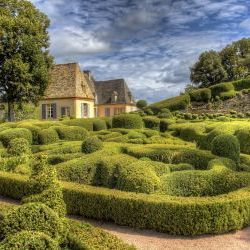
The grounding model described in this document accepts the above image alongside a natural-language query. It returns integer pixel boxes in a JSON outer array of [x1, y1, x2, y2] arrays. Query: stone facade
[[39, 62, 136, 119]]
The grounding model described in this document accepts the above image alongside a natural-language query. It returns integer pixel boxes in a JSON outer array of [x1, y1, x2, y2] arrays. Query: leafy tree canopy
[[0, 0, 53, 121], [136, 99, 148, 109]]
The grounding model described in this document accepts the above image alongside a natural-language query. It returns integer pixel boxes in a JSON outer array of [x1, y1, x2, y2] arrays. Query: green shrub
[[184, 113, 192, 120], [143, 116, 160, 130], [236, 128, 250, 154], [93, 119, 107, 131], [112, 114, 143, 129], [2, 172, 250, 235], [220, 90, 236, 100], [127, 131, 146, 139], [189, 88, 211, 102], [17, 124, 41, 144], [150, 94, 190, 112], [116, 162, 160, 194], [0, 203, 64, 241], [61, 118, 93, 131], [0, 231, 59, 250], [53, 126, 88, 141], [0, 128, 32, 147], [211, 134, 240, 162], [7, 138, 31, 156], [159, 119, 175, 132], [38, 128, 59, 145], [81, 136, 103, 154], [232, 78, 250, 91], [101, 117, 112, 129], [141, 129, 159, 137], [210, 82, 234, 98], [169, 163, 194, 172], [157, 109, 173, 119]]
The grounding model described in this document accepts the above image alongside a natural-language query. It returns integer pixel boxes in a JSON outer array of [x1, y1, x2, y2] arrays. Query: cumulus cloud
[[29, 0, 250, 102]]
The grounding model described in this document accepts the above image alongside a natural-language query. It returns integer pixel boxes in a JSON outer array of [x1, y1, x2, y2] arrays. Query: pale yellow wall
[[75, 99, 95, 118], [97, 104, 136, 117], [39, 98, 95, 119]]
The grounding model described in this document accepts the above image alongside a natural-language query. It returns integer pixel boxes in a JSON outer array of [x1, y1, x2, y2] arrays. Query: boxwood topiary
[[53, 126, 88, 141], [93, 119, 107, 131], [0, 128, 32, 147], [112, 114, 143, 129], [236, 127, 250, 154], [7, 138, 31, 156], [211, 134, 240, 162], [127, 131, 146, 139], [143, 116, 160, 130], [81, 136, 103, 154], [38, 128, 59, 145], [0, 230, 60, 250]]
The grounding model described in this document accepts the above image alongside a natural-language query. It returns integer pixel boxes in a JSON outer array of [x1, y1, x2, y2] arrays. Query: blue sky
[[30, 0, 250, 102]]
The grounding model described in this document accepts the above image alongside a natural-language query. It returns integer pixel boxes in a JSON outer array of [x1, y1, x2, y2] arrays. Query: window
[[46, 104, 53, 118], [105, 107, 110, 117], [81, 103, 89, 118], [61, 107, 70, 117], [42, 103, 56, 119], [114, 107, 125, 115]]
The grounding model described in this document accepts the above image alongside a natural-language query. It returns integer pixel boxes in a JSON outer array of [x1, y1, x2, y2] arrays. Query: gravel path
[[80, 217, 250, 250], [0, 196, 249, 250]]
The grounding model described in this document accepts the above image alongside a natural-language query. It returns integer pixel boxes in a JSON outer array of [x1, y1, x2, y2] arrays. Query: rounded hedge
[[159, 119, 175, 132], [38, 128, 59, 145], [17, 124, 41, 145], [112, 114, 143, 129], [143, 117, 160, 130], [0, 231, 59, 250], [211, 134, 240, 162], [127, 131, 146, 140], [236, 127, 250, 154], [81, 136, 103, 154], [0, 128, 32, 147], [93, 119, 107, 131], [0, 203, 64, 241], [53, 126, 88, 141], [7, 138, 31, 156]]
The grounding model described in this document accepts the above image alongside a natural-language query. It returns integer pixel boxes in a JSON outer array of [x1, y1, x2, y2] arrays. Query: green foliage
[[143, 116, 160, 130], [7, 138, 31, 156], [0, 0, 53, 121], [38, 128, 59, 145], [211, 134, 240, 162], [159, 119, 175, 132], [210, 82, 234, 98], [0, 203, 64, 241], [136, 99, 147, 109], [169, 163, 194, 172], [127, 131, 146, 139], [236, 128, 250, 154], [150, 94, 190, 112], [116, 162, 160, 194], [0, 128, 32, 147], [17, 123, 41, 144], [0, 230, 59, 250], [61, 118, 94, 131], [112, 114, 143, 129], [53, 126, 88, 141], [93, 119, 107, 131], [157, 108, 173, 119], [101, 117, 112, 129], [190, 50, 227, 87], [232, 78, 250, 91], [81, 136, 103, 154], [189, 88, 212, 102]]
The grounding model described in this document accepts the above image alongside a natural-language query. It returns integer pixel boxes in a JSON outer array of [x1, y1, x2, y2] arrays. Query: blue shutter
[[42, 104, 46, 119], [52, 103, 57, 119]]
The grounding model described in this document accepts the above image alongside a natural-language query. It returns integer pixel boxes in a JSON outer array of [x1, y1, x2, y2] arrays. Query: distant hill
[[149, 78, 250, 114]]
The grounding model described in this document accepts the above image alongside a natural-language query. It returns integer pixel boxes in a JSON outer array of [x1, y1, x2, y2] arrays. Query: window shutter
[[52, 103, 57, 119], [42, 104, 46, 119], [61, 107, 65, 117]]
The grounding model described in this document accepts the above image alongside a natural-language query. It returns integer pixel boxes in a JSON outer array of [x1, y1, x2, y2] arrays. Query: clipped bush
[[236, 128, 250, 154], [93, 119, 107, 131], [0, 128, 32, 147], [112, 114, 143, 129], [159, 119, 175, 132], [157, 108, 173, 119], [38, 128, 59, 145], [211, 134, 240, 162], [61, 118, 93, 131], [7, 138, 31, 156], [101, 117, 112, 129], [53, 126, 88, 141], [127, 131, 146, 139], [232, 78, 250, 91], [169, 163, 194, 172], [189, 88, 211, 102], [0, 230, 59, 250], [81, 136, 103, 154], [142, 129, 159, 137], [17, 124, 41, 144], [143, 116, 160, 130], [210, 82, 234, 98], [220, 90, 236, 100], [0, 203, 64, 241]]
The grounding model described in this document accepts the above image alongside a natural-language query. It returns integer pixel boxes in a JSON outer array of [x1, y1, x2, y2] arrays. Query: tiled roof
[[94, 79, 135, 105]]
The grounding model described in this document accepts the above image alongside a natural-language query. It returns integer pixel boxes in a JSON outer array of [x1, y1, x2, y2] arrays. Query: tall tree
[[220, 38, 250, 81], [0, 0, 53, 121], [190, 50, 227, 87]]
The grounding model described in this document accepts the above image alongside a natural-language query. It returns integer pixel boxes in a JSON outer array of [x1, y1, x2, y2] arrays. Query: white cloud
[[240, 18, 250, 31], [50, 27, 110, 57]]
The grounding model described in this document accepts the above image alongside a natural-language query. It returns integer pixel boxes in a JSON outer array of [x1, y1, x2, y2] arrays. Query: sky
[[30, 0, 250, 102]]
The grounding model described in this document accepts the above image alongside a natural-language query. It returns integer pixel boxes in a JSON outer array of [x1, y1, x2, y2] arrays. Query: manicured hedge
[[143, 116, 160, 130], [53, 126, 88, 141], [1, 172, 250, 235], [38, 128, 59, 145], [93, 119, 107, 131], [232, 78, 250, 91], [210, 82, 234, 98], [81, 136, 103, 154], [159, 119, 175, 132], [61, 118, 94, 131], [236, 127, 250, 154], [17, 124, 41, 145], [0, 128, 32, 147], [189, 88, 211, 102], [112, 114, 143, 129]]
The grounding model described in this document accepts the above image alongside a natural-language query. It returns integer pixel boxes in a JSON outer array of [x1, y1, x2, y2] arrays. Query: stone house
[[39, 63, 136, 119]]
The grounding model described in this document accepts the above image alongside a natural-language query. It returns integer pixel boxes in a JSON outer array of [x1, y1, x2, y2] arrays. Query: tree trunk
[[7, 102, 14, 122]]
